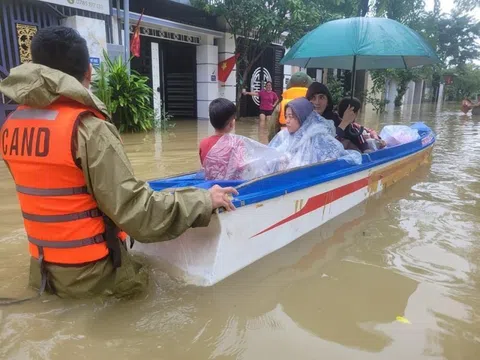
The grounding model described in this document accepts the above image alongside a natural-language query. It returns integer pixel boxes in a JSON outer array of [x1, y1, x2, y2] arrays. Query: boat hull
[[133, 134, 434, 286]]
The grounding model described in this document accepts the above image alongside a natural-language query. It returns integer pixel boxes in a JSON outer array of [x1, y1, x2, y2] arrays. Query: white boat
[[132, 123, 435, 286]]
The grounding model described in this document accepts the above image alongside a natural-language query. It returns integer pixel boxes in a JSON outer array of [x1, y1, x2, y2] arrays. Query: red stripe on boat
[[250, 177, 369, 238]]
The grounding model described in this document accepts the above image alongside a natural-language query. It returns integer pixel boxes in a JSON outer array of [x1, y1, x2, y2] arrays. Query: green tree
[[370, 0, 427, 106], [455, 0, 480, 11], [92, 52, 155, 133], [371, 0, 480, 106], [444, 65, 480, 100], [437, 12, 480, 67], [374, 0, 426, 27], [193, 0, 330, 110]]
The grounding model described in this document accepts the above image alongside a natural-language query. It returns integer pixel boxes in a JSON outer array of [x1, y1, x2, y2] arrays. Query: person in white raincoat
[[269, 97, 362, 168]]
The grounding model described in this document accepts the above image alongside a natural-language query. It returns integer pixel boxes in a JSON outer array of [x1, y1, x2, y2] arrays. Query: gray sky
[[424, 0, 480, 18]]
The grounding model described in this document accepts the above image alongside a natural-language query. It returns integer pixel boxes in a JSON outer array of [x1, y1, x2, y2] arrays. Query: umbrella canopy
[[280, 17, 441, 70]]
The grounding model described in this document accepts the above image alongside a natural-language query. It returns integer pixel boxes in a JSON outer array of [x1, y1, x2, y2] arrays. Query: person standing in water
[[243, 81, 279, 125], [0, 26, 238, 299]]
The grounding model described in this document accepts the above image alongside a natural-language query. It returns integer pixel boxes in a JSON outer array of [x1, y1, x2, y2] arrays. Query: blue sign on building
[[89, 57, 101, 66]]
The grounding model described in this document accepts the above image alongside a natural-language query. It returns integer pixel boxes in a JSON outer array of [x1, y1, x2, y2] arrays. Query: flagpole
[[124, 0, 130, 74], [130, 9, 144, 58]]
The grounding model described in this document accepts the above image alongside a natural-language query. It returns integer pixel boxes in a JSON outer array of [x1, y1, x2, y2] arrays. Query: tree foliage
[[437, 12, 480, 67], [374, 0, 425, 27], [193, 0, 333, 109], [92, 51, 155, 133], [444, 65, 480, 100], [371, 0, 480, 106], [455, 0, 480, 11], [193, 0, 480, 109]]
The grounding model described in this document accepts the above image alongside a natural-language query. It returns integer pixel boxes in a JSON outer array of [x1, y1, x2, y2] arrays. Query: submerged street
[[0, 102, 479, 359]]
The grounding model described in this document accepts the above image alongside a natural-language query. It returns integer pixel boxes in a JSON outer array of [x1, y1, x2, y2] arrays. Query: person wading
[[242, 81, 278, 125], [0, 26, 238, 300]]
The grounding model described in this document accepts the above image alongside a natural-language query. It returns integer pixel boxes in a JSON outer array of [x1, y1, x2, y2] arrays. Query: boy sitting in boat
[[269, 97, 362, 166], [200, 98, 285, 180], [201, 97, 362, 181], [336, 97, 386, 152], [199, 98, 237, 166]]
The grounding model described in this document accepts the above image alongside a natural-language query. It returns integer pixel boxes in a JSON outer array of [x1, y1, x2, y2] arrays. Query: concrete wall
[[413, 80, 424, 104], [196, 41, 219, 120], [62, 15, 107, 73], [110, 13, 293, 120], [217, 32, 236, 103], [282, 48, 293, 90], [383, 78, 428, 108], [403, 80, 416, 106]]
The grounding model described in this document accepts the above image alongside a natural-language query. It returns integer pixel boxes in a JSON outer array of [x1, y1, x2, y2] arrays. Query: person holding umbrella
[[306, 82, 366, 152]]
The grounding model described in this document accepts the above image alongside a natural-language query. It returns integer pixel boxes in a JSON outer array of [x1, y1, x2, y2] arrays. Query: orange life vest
[[0, 100, 123, 265], [278, 87, 309, 125]]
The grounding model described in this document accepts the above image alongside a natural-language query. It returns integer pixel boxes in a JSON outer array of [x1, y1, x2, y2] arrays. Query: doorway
[[163, 41, 197, 119], [131, 36, 197, 120]]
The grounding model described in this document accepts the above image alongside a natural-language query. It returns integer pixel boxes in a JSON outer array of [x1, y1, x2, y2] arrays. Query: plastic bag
[[203, 112, 363, 181], [379, 125, 420, 147], [203, 134, 287, 180], [366, 138, 378, 151]]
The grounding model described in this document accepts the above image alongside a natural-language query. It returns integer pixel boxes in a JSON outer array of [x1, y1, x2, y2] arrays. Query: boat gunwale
[[148, 127, 435, 209], [227, 130, 435, 208]]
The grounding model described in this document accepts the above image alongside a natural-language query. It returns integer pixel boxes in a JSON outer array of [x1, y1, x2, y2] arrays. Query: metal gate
[[163, 41, 197, 119], [0, 0, 61, 126], [0, 0, 114, 127]]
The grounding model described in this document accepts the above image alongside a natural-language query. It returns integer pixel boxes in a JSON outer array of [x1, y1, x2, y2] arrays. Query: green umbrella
[[281, 17, 441, 93]]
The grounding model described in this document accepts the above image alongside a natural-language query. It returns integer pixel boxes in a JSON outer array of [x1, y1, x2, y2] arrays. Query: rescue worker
[[0, 26, 238, 299], [267, 72, 313, 142]]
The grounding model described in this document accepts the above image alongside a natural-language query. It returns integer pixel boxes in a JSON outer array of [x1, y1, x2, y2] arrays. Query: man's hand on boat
[[209, 185, 239, 212]]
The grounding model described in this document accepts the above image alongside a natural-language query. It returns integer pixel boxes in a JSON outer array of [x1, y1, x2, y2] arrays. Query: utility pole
[[124, 0, 130, 74]]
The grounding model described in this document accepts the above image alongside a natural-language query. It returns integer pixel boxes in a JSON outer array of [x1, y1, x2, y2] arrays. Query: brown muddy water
[[0, 102, 479, 359]]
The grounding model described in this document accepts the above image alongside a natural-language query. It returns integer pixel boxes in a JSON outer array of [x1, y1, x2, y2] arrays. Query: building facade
[[116, 0, 290, 120], [0, 0, 298, 124]]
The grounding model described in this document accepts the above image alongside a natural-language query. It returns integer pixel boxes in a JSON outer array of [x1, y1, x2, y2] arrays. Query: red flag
[[130, 9, 144, 58], [218, 54, 239, 82]]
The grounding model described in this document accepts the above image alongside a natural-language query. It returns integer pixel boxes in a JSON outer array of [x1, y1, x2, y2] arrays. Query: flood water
[[1, 102, 479, 359]]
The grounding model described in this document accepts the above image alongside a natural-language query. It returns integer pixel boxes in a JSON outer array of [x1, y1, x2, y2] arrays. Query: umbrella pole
[[350, 55, 357, 99]]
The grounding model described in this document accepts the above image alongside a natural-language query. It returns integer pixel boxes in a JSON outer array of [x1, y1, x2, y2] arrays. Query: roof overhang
[[114, 9, 225, 38]]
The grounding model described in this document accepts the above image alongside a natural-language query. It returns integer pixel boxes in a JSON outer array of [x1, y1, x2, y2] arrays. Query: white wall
[[196, 44, 219, 120], [385, 79, 397, 108], [62, 16, 107, 71], [111, 15, 120, 45], [217, 32, 236, 103], [437, 83, 445, 104], [385, 78, 431, 107], [283, 48, 292, 90], [413, 80, 424, 104], [403, 80, 416, 106]]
